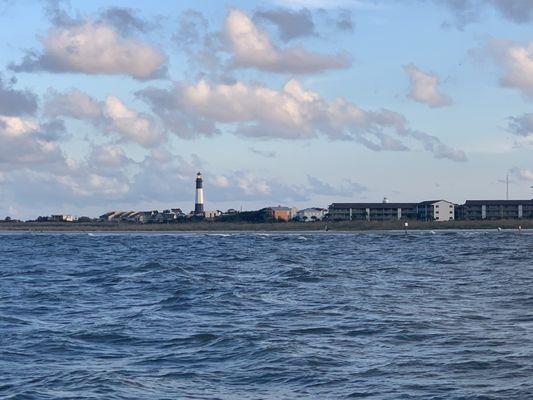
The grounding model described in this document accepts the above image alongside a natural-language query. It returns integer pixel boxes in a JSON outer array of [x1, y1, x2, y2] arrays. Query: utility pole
[[506, 173, 509, 200]]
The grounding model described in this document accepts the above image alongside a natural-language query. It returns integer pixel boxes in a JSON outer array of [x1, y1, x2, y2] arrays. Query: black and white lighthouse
[[194, 172, 204, 214]]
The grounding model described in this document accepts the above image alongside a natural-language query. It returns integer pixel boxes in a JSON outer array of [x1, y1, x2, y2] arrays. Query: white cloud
[[0, 143, 137, 217], [10, 21, 167, 80], [55, 173, 130, 197], [306, 175, 366, 196], [0, 115, 38, 137], [204, 170, 308, 202], [224, 9, 350, 74], [138, 78, 467, 161], [507, 113, 533, 137], [213, 175, 231, 188], [0, 141, 369, 218], [45, 90, 165, 148], [487, 39, 533, 98], [404, 63, 452, 108], [88, 145, 134, 170], [45, 88, 102, 120], [0, 115, 65, 169], [510, 167, 533, 182], [236, 173, 272, 196], [104, 96, 165, 147]]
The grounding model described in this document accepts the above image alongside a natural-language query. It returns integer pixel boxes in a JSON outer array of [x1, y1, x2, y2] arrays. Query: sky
[[0, 0, 532, 219]]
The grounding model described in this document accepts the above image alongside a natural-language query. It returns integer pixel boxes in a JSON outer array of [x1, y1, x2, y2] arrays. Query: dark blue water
[[1, 230, 532, 399]]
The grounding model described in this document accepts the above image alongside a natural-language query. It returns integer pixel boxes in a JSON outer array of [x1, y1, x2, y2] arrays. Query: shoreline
[[0, 219, 530, 232]]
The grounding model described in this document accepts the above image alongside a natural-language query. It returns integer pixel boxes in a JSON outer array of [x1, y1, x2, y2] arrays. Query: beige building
[[417, 200, 455, 222]]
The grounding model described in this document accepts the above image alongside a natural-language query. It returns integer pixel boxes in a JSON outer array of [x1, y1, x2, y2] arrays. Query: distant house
[[131, 212, 152, 223], [296, 208, 327, 222], [171, 208, 185, 216], [99, 209, 186, 224], [158, 209, 185, 222], [158, 210, 174, 222], [120, 211, 139, 222], [204, 210, 222, 219], [264, 206, 297, 222], [50, 214, 77, 222], [99, 211, 122, 221], [100, 211, 143, 223]]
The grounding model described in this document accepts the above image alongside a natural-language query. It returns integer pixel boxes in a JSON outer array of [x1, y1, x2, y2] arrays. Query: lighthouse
[[194, 172, 204, 215]]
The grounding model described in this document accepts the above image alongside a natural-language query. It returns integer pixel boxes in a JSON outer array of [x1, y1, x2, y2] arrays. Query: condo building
[[329, 199, 533, 222], [459, 200, 533, 220], [417, 200, 455, 222], [328, 202, 418, 221]]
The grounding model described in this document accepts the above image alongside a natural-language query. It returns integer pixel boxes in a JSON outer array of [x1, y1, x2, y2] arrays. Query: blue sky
[[0, 0, 532, 218]]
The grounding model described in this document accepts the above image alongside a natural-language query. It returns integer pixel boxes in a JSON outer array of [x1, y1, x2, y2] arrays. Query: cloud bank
[[10, 19, 167, 79], [225, 9, 350, 74], [137, 78, 466, 161], [45, 89, 165, 147], [0, 115, 65, 170]]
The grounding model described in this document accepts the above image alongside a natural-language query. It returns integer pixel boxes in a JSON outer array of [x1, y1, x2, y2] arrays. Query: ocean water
[[1, 230, 532, 399]]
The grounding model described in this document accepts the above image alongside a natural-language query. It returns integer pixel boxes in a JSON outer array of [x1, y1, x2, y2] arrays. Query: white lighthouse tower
[[194, 172, 204, 215]]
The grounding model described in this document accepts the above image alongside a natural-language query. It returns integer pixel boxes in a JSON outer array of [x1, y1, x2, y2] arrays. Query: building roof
[[418, 200, 455, 205], [329, 203, 418, 209], [465, 199, 533, 206]]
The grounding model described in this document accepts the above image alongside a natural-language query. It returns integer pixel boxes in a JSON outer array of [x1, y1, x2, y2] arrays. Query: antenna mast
[[506, 173, 509, 200]]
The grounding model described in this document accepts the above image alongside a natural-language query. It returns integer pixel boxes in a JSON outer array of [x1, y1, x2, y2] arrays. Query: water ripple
[[1, 230, 533, 399]]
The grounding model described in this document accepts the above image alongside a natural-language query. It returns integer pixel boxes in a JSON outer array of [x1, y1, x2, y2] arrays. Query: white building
[[204, 210, 222, 219], [418, 200, 455, 222], [51, 214, 77, 222], [295, 207, 327, 222]]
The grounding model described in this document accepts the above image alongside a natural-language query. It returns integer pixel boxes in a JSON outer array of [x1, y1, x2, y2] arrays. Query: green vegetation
[[0, 219, 530, 232]]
